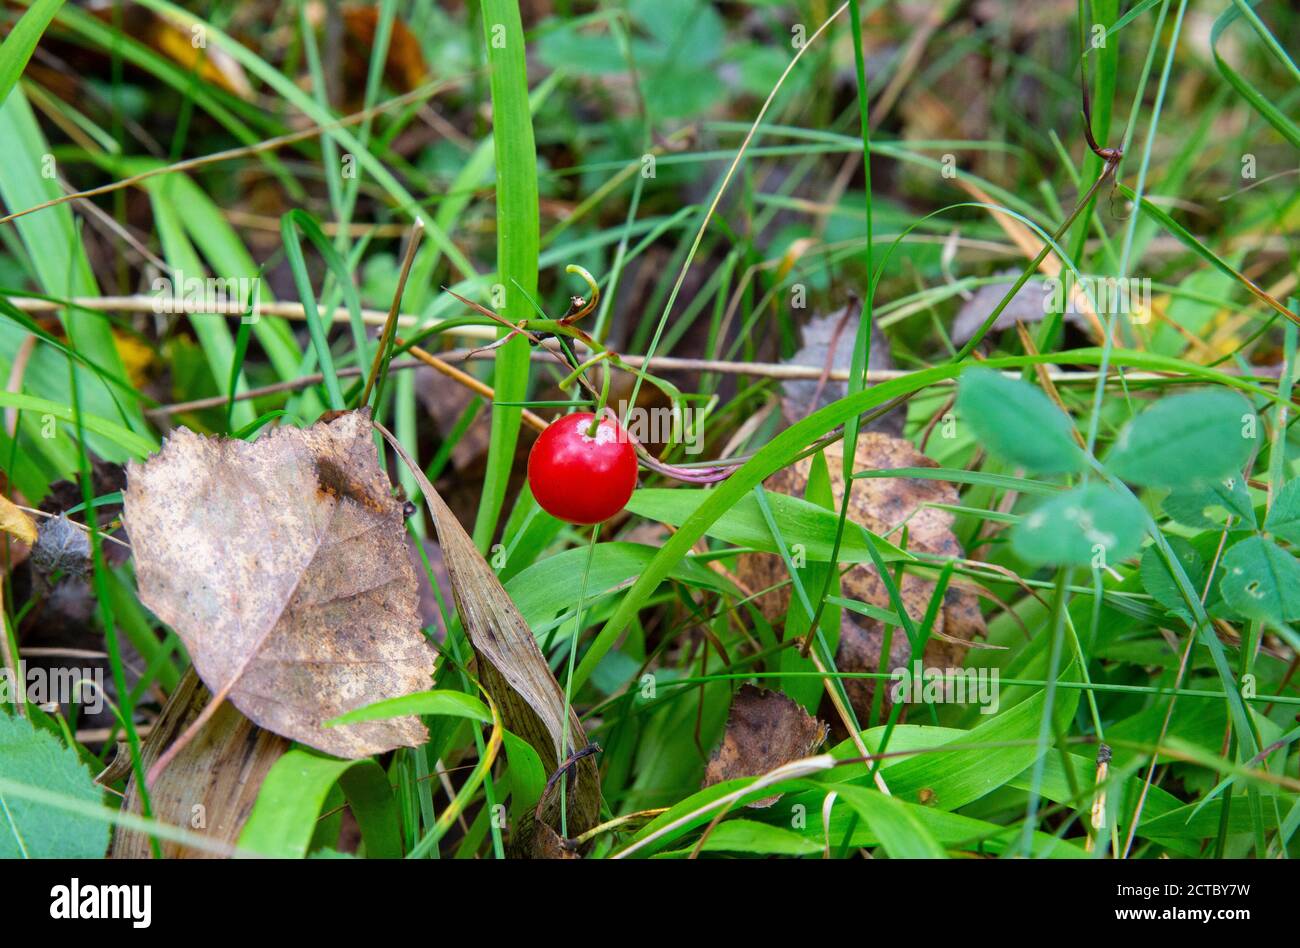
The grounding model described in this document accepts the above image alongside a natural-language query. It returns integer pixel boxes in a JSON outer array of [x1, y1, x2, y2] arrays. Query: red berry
[[528, 412, 638, 524]]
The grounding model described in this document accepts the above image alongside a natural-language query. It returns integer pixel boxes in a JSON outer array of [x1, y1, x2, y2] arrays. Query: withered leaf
[[737, 433, 986, 723], [781, 305, 900, 434], [950, 271, 1087, 345], [375, 424, 602, 853], [0, 493, 37, 546], [123, 409, 434, 758], [111, 670, 288, 859], [31, 514, 91, 577], [703, 685, 828, 808]]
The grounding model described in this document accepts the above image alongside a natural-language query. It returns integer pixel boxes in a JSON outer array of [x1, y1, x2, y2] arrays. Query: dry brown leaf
[[123, 409, 434, 759], [342, 6, 430, 93], [131, 10, 254, 99], [0, 494, 37, 546], [781, 305, 899, 432], [30, 514, 91, 578], [111, 670, 288, 859], [949, 271, 1088, 345], [703, 685, 828, 807], [375, 423, 602, 854], [736, 433, 986, 723]]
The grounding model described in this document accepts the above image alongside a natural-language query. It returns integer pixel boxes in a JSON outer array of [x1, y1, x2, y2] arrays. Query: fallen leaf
[[110, 670, 288, 859], [781, 305, 899, 432], [0, 494, 36, 545], [89, 6, 254, 99], [123, 409, 434, 759], [949, 271, 1086, 345], [376, 423, 602, 854], [342, 5, 430, 93], [737, 433, 986, 722], [30, 514, 91, 578], [703, 685, 828, 807]]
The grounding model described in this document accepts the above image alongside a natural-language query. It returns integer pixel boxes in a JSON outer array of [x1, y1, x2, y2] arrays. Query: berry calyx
[[527, 412, 638, 524]]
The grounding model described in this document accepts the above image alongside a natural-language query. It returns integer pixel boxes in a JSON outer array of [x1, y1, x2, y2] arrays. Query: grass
[[0, 0, 1298, 863]]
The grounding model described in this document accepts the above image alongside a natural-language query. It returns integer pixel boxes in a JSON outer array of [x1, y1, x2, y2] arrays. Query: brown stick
[[361, 219, 425, 408]]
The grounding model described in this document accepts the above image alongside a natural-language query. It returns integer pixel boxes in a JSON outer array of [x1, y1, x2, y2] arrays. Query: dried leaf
[[342, 5, 430, 93], [736, 433, 986, 722], [375, 423, 602, 854], [0, 494, 37, 545], [703, 685, 828, 807], [111, 670, 288, 859], [90, 6, 254, 99], [950, 271, 1087, 345], [30, 514, 91, 577], [781, 305, 900, 434], [123, 409, 434, 758]]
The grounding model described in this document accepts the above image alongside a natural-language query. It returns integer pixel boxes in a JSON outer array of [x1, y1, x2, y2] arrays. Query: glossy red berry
[[528, 412, 638, 524]]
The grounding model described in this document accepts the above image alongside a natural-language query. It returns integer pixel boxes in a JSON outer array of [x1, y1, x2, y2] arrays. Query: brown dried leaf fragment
[[0, 494, 37, 546], [703, 685, 828, 808], [110, 670, 288, 859], [123, 409, 434, 759], [375, 424, 602, 855], [781, 305, 900, 433], [31, 514, 91, 577], [736, 433, 986, 723]]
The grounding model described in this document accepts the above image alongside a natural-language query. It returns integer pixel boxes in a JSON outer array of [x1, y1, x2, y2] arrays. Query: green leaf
[[956, 368, 1082, 474], [1106, 390, 1255, 489], [0, 88, 144, 463], [829, 783, 947, 858], [855, 466, 1063, 495], [1265, 477, 1300, 544], [1219, 535, 1300, 628], [1011, 484, 1146, 567], [537, 30, 630, 76], [625, 488, 911, 564], [145, 177, 256, 430], [0, 712, 109, 858], [827, 595, 901, 626], [690, 819, 822, 856], [580, 349, 1273, 691], [504, 541, 733, 633], [239, 750, 400, 858], [841, 664, 1080, 812], [502, 732, 546, 820], [280, 209, 369, 410], [0, 0, 63, 110], [1211, 1, 1300, 150], [0, 391, 155, 458], [474, 0, 539, 551], [325, 690, 491, 728], [1163, 475, 1256, 530], [1140, 536, 1205, 617]]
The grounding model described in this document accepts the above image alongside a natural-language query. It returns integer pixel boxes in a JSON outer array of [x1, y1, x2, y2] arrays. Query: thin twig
[[17, 505, 132, 550], [361, 219, 425, 408], [6, 295, 497, 339], [399, 340, 549, 433], [143, 346, 1270, 420]]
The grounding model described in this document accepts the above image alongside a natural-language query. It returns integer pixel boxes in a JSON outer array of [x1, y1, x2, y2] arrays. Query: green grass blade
[[0, 0, 62, 109], [472, 0, 540, 551]]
